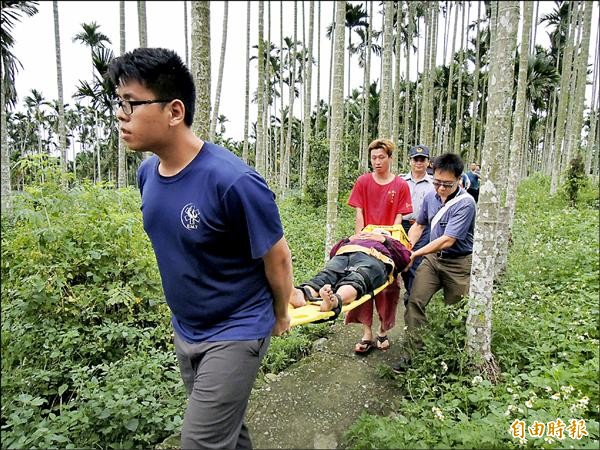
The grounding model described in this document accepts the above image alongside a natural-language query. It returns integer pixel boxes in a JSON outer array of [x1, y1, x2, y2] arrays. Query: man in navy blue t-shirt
[[108, 48, 293, 449]]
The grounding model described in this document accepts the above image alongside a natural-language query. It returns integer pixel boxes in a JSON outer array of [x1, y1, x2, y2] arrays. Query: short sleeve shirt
[[348, 173, 413, 226], [138, 142, 283, 343], [417, 187, 476, 255], [402, 172, 435, 221]]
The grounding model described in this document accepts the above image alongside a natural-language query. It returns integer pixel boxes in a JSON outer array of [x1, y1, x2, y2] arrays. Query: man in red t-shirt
[[346, 138, 412, 354]]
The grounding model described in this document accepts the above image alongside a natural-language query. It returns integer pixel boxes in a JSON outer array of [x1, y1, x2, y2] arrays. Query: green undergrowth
[[0, 180, 354, 448], [343, 174, 599, 449]]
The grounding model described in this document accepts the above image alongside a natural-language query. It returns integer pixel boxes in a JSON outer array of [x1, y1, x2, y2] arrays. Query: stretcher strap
[[334, 245, 395, 270]]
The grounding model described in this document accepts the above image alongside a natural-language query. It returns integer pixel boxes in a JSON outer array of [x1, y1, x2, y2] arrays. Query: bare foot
[[289, 288, 307, 308], [318, 284, 339, 312]]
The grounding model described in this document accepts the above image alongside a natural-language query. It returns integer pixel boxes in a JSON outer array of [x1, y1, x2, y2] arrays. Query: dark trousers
[[467, 188, 479, 203], [400, 220, 428, 305], [303, 252, 388, 300], [174, 333, 270, 449]]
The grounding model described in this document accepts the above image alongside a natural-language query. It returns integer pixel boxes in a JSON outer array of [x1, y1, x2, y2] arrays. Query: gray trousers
[[174, 332, 270, 449]]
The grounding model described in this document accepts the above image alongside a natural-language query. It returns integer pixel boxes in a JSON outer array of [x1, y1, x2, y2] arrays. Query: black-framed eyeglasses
[[113, 99, 173, 115], [432, 180, 457, 189]]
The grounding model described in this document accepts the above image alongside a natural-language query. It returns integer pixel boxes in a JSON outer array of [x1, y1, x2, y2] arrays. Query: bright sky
[[11, 1, 599, 142]]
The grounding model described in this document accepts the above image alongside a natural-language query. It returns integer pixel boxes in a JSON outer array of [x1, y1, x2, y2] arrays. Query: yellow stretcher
[[289, 224, 412, 327]]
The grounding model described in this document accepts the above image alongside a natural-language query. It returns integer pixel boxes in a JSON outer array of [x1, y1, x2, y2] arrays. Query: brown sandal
[[354, 339, 375, 355]]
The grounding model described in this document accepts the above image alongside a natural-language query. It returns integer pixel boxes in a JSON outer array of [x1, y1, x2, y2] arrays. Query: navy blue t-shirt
[[137, 142, 283, 342]]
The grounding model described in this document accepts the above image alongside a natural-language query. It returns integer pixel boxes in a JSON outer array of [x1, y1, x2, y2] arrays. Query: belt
[[435, 251, 472, 259]]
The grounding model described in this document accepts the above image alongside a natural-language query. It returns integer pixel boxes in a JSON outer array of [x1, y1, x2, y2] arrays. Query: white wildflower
[[544, 437, 554, 445], [561, 385, 574, 394], [506, 387, 513, 393], [431, 406, 445, 421], [525, 399, 533, 408], [551, 392, 561, 401], [504, 404, 516, 416], [544, 386, 552, 393], [579, 396, 590, 407], [518, 436, 528, 446], [441, 361, 448, 373], [472, 375, 483, 385]]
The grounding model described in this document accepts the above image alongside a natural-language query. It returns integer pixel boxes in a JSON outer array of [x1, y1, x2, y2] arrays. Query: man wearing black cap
[[401, 145, 435, 305]]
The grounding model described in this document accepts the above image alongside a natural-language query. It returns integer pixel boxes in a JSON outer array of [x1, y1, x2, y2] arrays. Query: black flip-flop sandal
[[376, 335, 390, 351], [296, 285, 321, 302], [330, 293, 343, 320]]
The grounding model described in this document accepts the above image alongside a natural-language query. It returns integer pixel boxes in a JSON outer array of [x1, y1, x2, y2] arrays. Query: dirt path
[[246, 306, 407, 449], [156, 306, 407, 450]]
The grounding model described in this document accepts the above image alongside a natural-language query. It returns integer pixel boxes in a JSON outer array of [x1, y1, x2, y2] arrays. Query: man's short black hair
[[432, 153, 464, 178], [107, 47, 195, 126]]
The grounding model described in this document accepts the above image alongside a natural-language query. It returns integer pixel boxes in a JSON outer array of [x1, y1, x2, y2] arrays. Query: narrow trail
[[247, 305, 408, 449]]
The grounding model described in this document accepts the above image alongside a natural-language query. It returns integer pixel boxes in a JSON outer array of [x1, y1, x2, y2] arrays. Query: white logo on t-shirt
[[181, 203, 200, 230]]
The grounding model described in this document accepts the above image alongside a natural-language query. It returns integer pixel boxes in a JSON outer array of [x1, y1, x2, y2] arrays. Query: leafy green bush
[[344, 175, 599, 449], [1, 178, 357, 448]]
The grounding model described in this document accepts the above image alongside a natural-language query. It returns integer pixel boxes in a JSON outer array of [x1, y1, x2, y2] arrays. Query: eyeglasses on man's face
[[432, 179, 458, 189], [113, 98, 173, 115]]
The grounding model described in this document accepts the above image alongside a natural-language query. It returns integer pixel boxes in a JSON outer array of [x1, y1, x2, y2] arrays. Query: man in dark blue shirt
[[108, 48, 292, 449], [392, 153, 476, 373]]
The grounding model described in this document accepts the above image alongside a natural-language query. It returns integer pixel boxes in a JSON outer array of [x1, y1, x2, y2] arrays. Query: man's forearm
[[263, 237, 294, 317]]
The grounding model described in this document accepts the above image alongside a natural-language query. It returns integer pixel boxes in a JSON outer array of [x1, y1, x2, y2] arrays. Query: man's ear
[[169, 100, 186, 126]]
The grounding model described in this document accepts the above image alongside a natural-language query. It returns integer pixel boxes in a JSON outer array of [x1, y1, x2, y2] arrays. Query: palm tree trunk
[[360, 0, 374, 173], [314, 0, 322, 141], [503, 0, 533, 265], [191, 1, 211, 140], [301, 1, 314, 194], [281, 1, 297, 193], [550, 2, 576, 194], [466, 0, 519, 380], [468, 1, 482, 163], [403, 1, 414, 151], [585, 32, 599, 175], [378, 1, 394, 139], [562, 5, 583, 171], [184, 1, 189, 67], [420, 2, 437, 149], [118, 0, 127, 188], [443, 2, 458, 153], [565, 1, 592, 163], [452, 2, 467, 156], [391, 1, 403, 165], [242, 1, 251, 163], [137, 1, 147, 47], [1, 60, 11, 212], [53, 1, 67, 174], [209, 1, 228, 141], [326, 2, 336, 140], [419, 5, 430, 146], [255, 1, 266, 175], [325, 0, 346, 259]]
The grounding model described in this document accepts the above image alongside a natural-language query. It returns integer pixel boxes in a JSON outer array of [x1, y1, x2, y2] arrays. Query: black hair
[[431, 153, 464, 178], [107, 48, 195, 126]]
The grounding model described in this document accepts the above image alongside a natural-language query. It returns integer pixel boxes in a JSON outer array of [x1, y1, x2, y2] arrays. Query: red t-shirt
[[348, 173, 413, 226]]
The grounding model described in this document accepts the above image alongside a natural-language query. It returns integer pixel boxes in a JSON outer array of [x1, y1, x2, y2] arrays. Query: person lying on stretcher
[[290, 228, 411, 315]]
